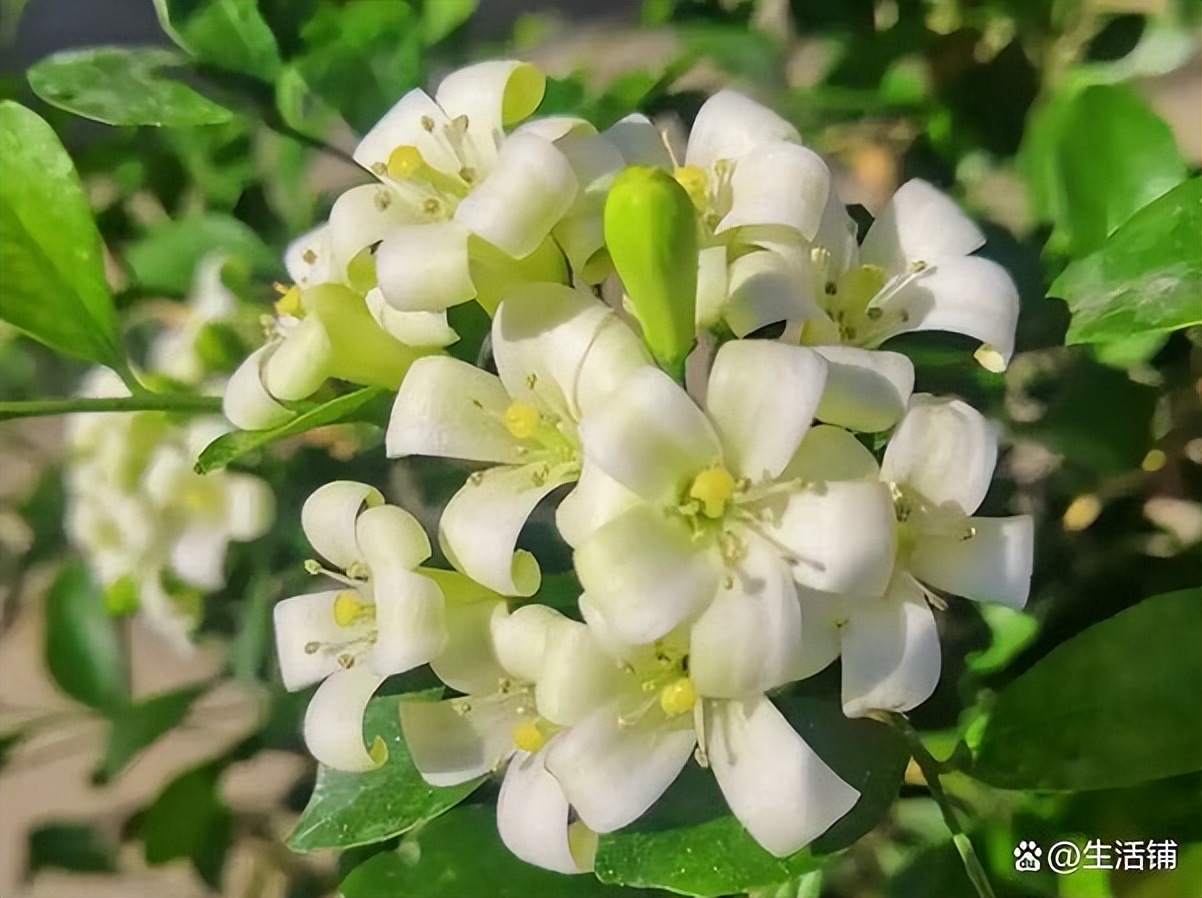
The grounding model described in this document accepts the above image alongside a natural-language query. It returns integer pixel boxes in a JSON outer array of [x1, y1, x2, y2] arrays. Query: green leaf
[[339, 805, 635, 898], [972, 588, 1202, 790], [594, 691, 909, 897], [97, 684, 209, 783], [153, 0, 282, 80], [194, 386, 390, 474], [421, 0, 477, 45], [1046, 83, 1186, 256], [287, 693, 484, 852], [27, 47, 234, 127], [43, 563, 127, 713], [0, 102, 122, 368], [126, 213, 276, 295], [28, 823, 119, 875], [142, 761, 231, 889], [1054, 177, 1201, 345]]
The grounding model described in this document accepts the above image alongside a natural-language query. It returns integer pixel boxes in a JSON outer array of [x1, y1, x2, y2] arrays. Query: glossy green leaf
[[27, 47, 234, 127], [126, 213, 276, 295], [1048, 83, 1185, 256], [97, 684, 209, 783], [973, 588, 1202, 790], [0, 102, 122, 367], [593, 691, 909, 897], [28, 823, 119, 876], [194, 386, 390, 474], [288, 693, 484, 852], [43, 563, 127, 713], [142, 761, 231, 889], [153, 0, 281, 80], [339, 805, 635, 898], [1054, 177, 1201, 345]]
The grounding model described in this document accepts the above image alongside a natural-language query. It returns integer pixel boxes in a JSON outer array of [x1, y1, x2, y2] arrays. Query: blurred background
[[1, 1, 1199, 896]]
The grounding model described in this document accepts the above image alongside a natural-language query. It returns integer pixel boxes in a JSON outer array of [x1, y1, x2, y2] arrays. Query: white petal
[[435, 61, 545, 164], [223, 347, 293, 431], [762, 481, 897, 597], [555, 461, 641, 548], [705, 696, 859, 857], [223, 473, 275, 541], [454, 132, 578, 259], [303, 665, 386, 772], [812, 192, 861, 276], [794, 586, 843, 680], [910, 515, 1033, 609], [490, 603, 565, 684], [535, 618, 624, 726], [301, 481, 384, 571], [575, 505, 721, 644], [696, 244, 731, 329], [579, 366, 721, 505], [440, 463, 575, 597], [685, 90, 800, 169], [387, 356, 523, 464], [376, 221, 476, 313], [860, 179, 985, 272], [605, 113, 673, 168], [398, 693, 519, 786], [812, 346, 915, 433], [883, 255, 1020, 365], [724, 249, 813, 337], [881, 395, 996, 515], [498, 748, 596, 875], [544, 708, 696, 833], [285, 224, 339, 287], [354, 88, 458, 175], [355, 503, 431, 571], [706, 340, 826, 483], [328, 184, 419, 275], [430, 585, 506, 694], [364, 287, 459, 348], [782, 425, 880, 482], [369, 567, 447, 676], [272, 590, 345, 691], [263, 317, 333, 402], [717, 143, 831, 242], [689, 537, 803, 698], [170, 524, 229, 591], [841, 576, 941, 716]]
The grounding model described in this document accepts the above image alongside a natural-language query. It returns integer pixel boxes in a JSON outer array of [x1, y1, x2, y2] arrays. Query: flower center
[[511, 719, 547, 753], [503, 401, 542, 440], [688, 465, 736, 519], [274, 284, 304, 318], [332, 589, 376, 628], [658, 677, 698, 717]]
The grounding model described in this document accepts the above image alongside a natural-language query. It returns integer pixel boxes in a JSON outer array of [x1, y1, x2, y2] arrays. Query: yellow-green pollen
[[332, 590, 376, 628], [689, 465, 737, 519], [658, 677, 698, 717], [511, 719, 547, 753], [503, 401, 542, 441]]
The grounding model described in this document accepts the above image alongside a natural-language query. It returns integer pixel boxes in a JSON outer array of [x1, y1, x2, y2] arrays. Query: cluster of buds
[[268, 61, 1030, 872]]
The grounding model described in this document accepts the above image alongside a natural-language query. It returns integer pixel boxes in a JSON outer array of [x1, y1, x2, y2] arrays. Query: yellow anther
[[387, 144, 426, 180], [689, 465, 736, 519], [659, 677, 698, 717], [332, 590, 369, 627], [274, 285, 304, 318], [511, 720, 546, 753], [503, 402, 541, 440], [673, 164, 709, 210]]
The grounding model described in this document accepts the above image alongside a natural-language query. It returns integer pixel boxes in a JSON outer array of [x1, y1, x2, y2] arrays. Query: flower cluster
[[68, 257, 275, 649], [268, 62, 1031, 874]]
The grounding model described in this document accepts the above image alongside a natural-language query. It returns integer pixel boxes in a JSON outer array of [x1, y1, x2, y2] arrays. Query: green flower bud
[[604, 166, 698, 381]]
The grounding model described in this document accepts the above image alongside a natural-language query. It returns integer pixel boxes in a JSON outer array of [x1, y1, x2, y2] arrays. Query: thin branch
[[0, 393, 224, 422]]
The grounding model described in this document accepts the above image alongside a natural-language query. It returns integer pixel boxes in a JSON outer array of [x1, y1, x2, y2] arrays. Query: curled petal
[[782, 424, 880, 482], [355, 503, 432, 572], [724, 249, 813, 337], [812, 346, 915, 433], [263, 317, 333, 402], [223, 348, 293, 432], [860, 179, 985, 272], [328, 184, 419, 275], [705, 696, 859, 857], [706, 340, 826, 483], [685, 90, 800, 169], [303, 666, 386, 772], [575, 505, 721, 644], [555, 461, 641, 548], [273, 590, 346, 691], [435, 61, 546, 163], [399, 693, 519, 787], [365, 288, 459, 348], [841, 576, 941, 717], [536, 618, 624, 727], [222, 473, 275, 542], [429, 584, 505, 694], [498, 748, 596, 874], [491, 603, 565, 684], [717, 143, 831, 242], [369, 566, 447, 677], [910, 515, 1033, 609], [881, 395, 996, 516], [387, 356, 523, 464], [440, 463, 576, 597], [544, 707, 696, 833], [301, 481, 384, 571], [376, 221, 476, 313], [605, 113, 673, 169]]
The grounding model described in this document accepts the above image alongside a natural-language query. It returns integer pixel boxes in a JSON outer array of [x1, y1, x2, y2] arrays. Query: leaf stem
[[0, 393, 224, 422], [888, 713, 996, 898]]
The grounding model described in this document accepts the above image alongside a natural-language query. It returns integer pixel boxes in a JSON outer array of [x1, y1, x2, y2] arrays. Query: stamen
[[387, 145, 426, 180], [511, 720, 546, 753], [659, 678, 697, 717], [688, 466, 736, 519], [274, 285, 304, 318], [673, 164, 708, 210]]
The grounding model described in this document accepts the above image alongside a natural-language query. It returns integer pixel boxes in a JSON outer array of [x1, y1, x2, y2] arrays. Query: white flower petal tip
[[717, 143, 831, 242], [272, 590, 345, 691], [301, 481, 384, 571], [685, 90, 801, 169], [376, 222, 476, 313], [861, 179, 985, 272], [911, 515, 1034, 609], [398, 695, 515, 787], [706, 696, 860, 857], [223, 347, 292, 431], [303, 666, 387, 772], [812, 346, 915, 433], [498, 748, 596, 875]]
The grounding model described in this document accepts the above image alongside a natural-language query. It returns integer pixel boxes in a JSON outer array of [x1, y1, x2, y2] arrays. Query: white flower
[[147, 253, 238, 385], [571, 339, 897, 651], [399, 604, 604, 874], [387, 284, 649, 596], [794, 397, 1035, 717], [274, 481, 499, 771], [792, 179, 1021, 371]]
